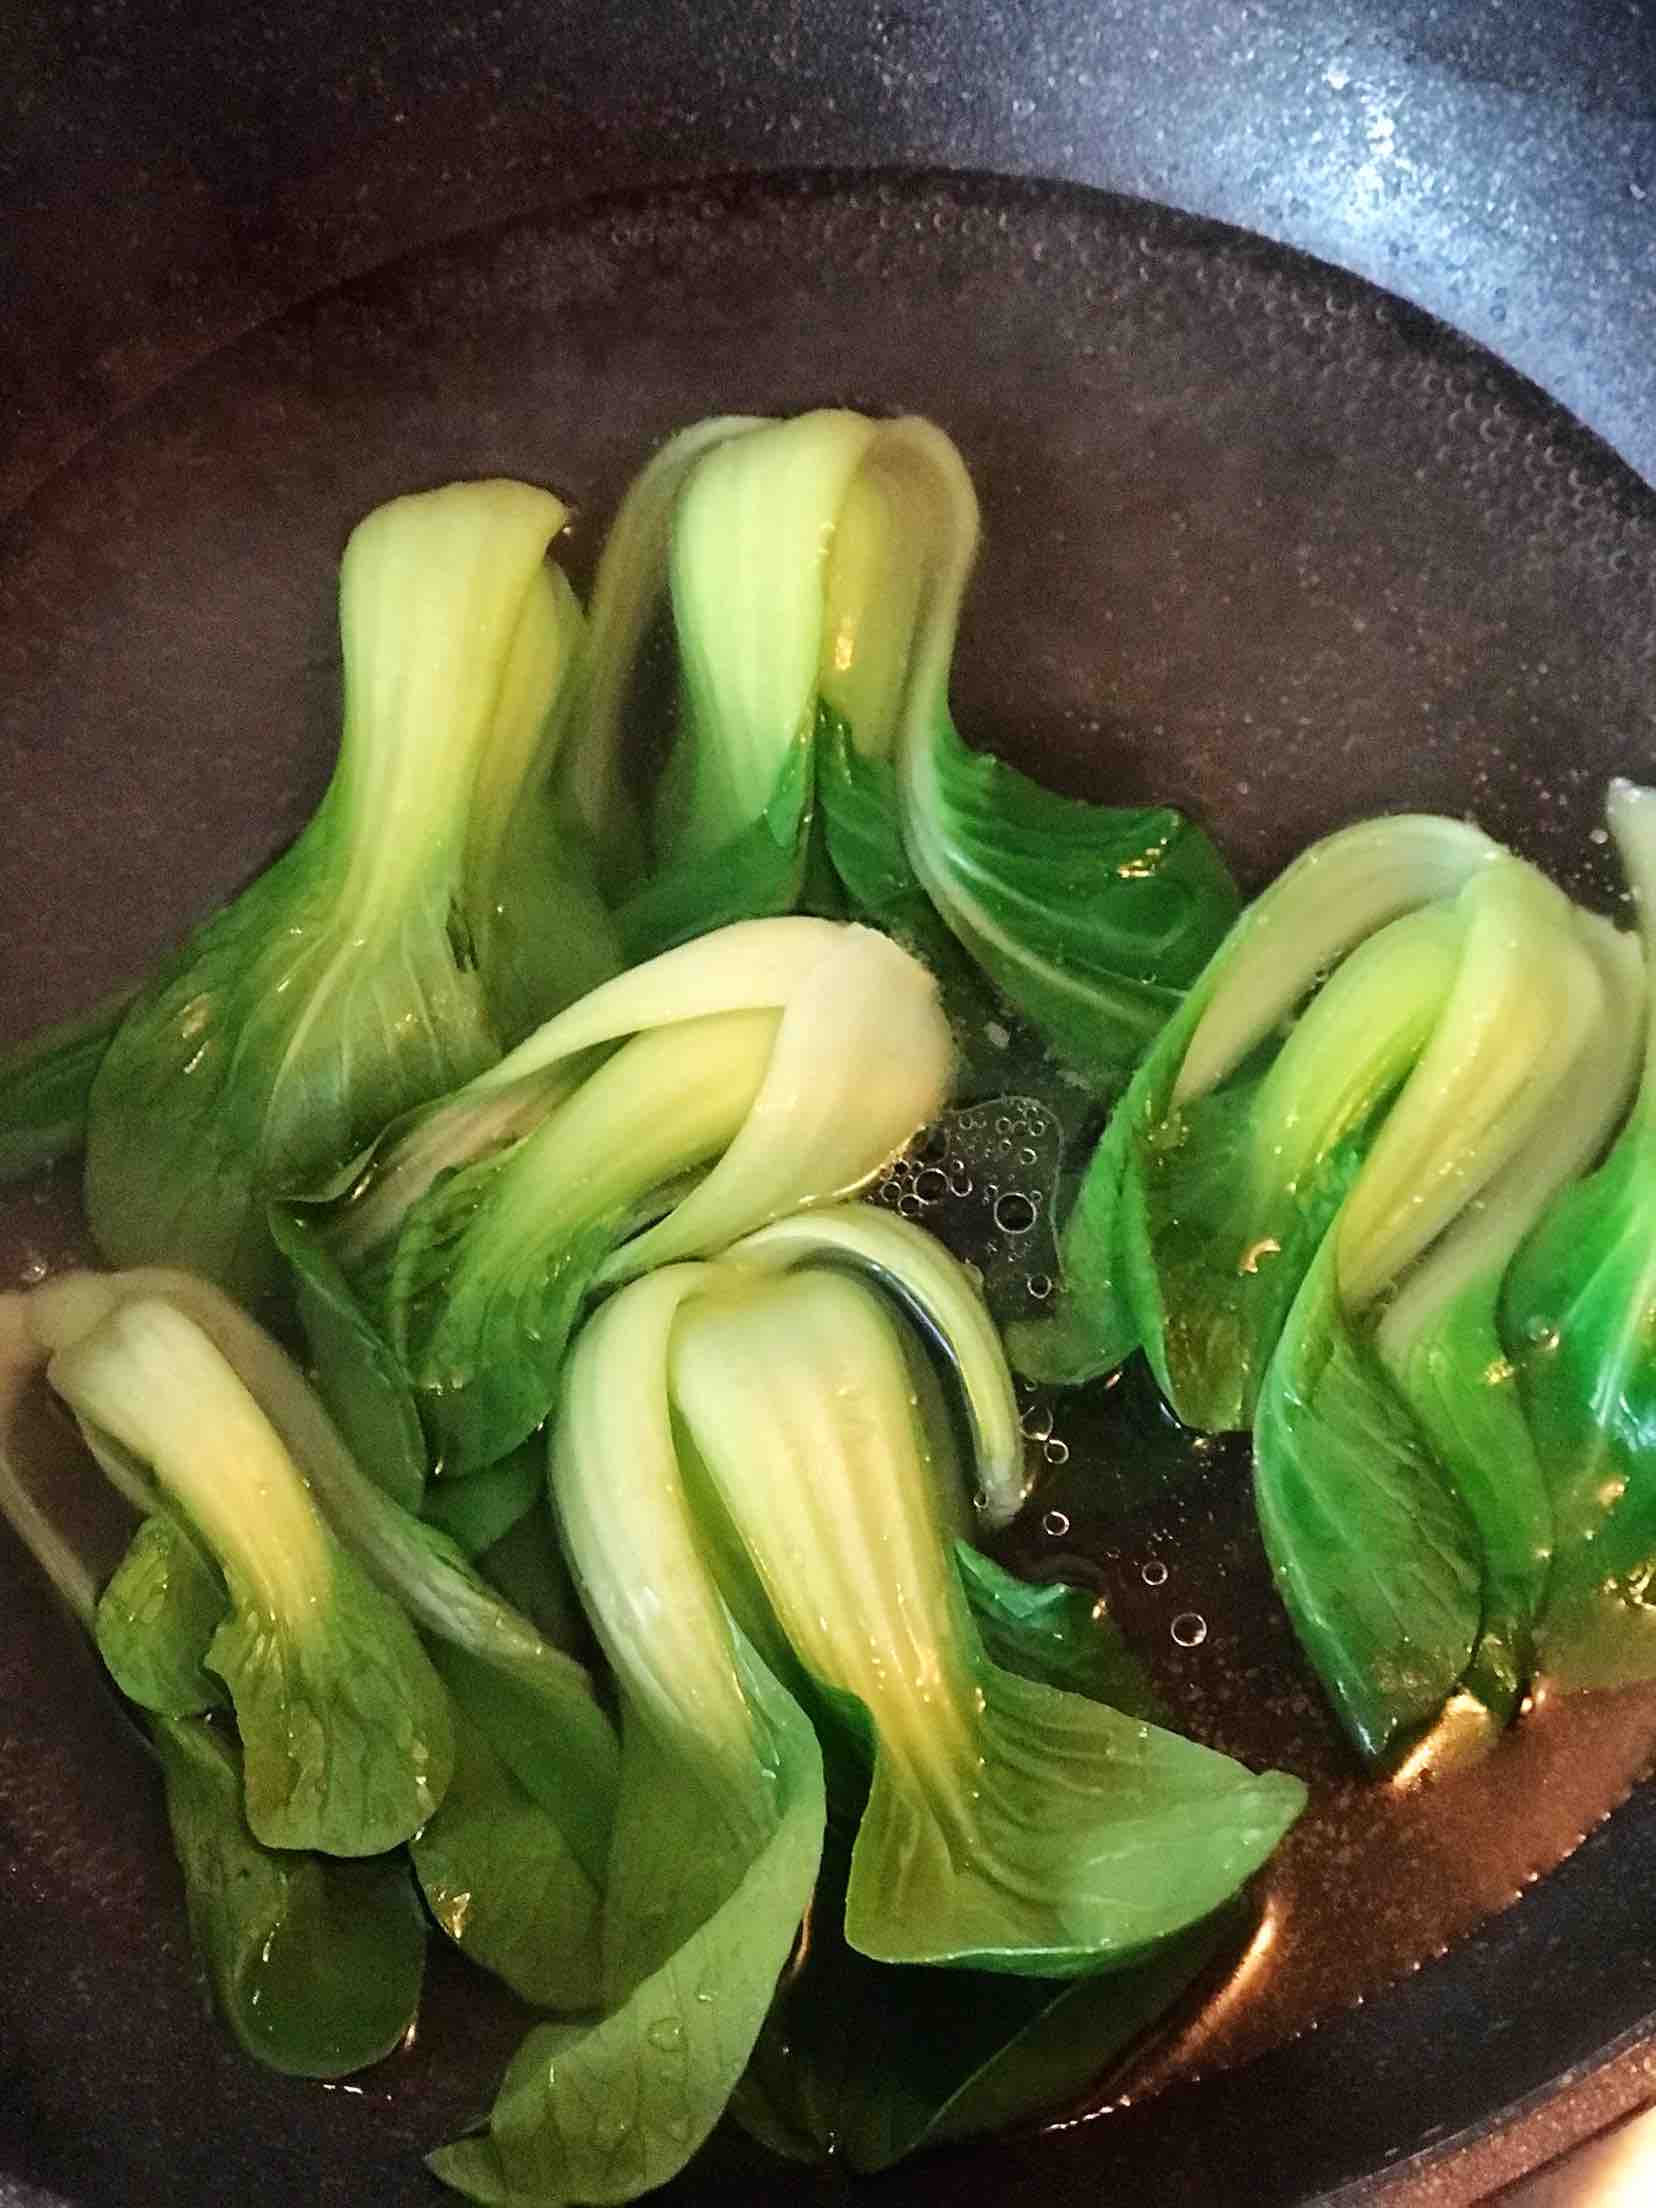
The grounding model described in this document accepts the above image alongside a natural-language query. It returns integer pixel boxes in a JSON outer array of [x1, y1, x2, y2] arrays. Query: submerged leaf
[[1377, 912, 1644, 1713], [155, 1713, 427, 2078], [1502, 782, 1656, 1686], [590, 410, 880, 958], [95, 1515, 228, 1718], [1127, 904, 1464, 1431], [1254, 859, 1605, 1760], [0, 983, 136, 1182], [818, 416, 1239, 1075], [0, 1299, 427, 2081], [412, 1645, 604, 2013], [1255, 1241, 1485, 1763], [26, 1267, 617, 1865]]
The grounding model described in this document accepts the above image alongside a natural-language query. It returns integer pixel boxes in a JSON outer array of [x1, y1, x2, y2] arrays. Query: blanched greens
[[819, 417, 1240, 1074], [84, 480, 588, 1302], [1254, 857, 1623, 1759], [1015, 812, 1503, 1394], [433, 1222, 1302, 2207], [0, 1293, 429, 2078], [17, 414, 1656, 2208], [539, 408, 1238, 1075], [434, 1266, 829, 2207], [49, 1294, 454, 1854], [288, 917, 954, 1477], [670, 1266, 1303, 1973]]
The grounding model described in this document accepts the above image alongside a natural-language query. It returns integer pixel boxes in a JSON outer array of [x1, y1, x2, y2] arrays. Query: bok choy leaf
[[0, 984, 136, 1182], [1374, 910, 1643, 1712], [20, 1264, 620, 1875], [816, 416, 1240, 1076]]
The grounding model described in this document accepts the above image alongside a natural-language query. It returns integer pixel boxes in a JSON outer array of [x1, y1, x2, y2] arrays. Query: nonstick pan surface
[[2, 169, 1656, 2208]]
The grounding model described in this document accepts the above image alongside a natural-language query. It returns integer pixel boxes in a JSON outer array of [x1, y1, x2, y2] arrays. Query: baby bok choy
[[283, 916, 954, 1479], [81, 479, 592, 1303], [0, 1294, 428, 2078], [670, 1266, 1304, 1972], [27, 1261, 617, 2014], [434, 1220, 1300, 2208], [1253, 857, 1615, 1762], [432, 1264, 830, 2208], [1014, 811, 1504, 1396], [546, 411, 877, 956], [35, 1292, 455, 1856], [548, 409, 1237, 1073]]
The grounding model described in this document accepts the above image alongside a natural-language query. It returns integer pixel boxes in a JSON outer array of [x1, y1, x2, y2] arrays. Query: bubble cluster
[[872, 1094, 1065, 1331]]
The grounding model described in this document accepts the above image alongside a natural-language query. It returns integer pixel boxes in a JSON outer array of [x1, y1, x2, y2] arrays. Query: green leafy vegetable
[[547, 415, 767, 907], [46, 1295, 455, 1855], [314, 918, 953, 1475], [474, 1500, 589, 1654], [672, 1266, 1304, 1972], [618, 414, 890, 951], [420, 1444, 546, 1559], [1255, 1239, 1488, 1763], [723, 1203, 1027, 1526], [85, 480, 581, 1301], [1126, 902, 1465, 1431], [0, 1296, 427, 2079], [462, 560, 622, 1042], [155, 1713, 428, 2077], [1375, 911, 1644, 1712], [270, 1198, 429, 1511], [95, 1514, 228, 1717], [1017, 812, 1504, 1389], [1255, 858, 1607, 1757], [411, 1641, 604, 2012], [433, 1267, 828, 2208], [0, 983, 136, 1182], [817, 417, 1240, 1075], [730, 1548, 1194, 2167]]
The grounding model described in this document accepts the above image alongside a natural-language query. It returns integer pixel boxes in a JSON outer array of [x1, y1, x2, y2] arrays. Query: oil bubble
[[994, 1192, 1037, 1234], [1141, 1559, 1169, 1588], [1020, 1398, 1054, 1442], [1171, 1612, 1209, 1648], [1042, 1508, 1071, 1537]]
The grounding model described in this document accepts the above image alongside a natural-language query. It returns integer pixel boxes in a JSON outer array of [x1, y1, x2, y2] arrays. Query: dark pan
[[3, 170, 1655, 2208]]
